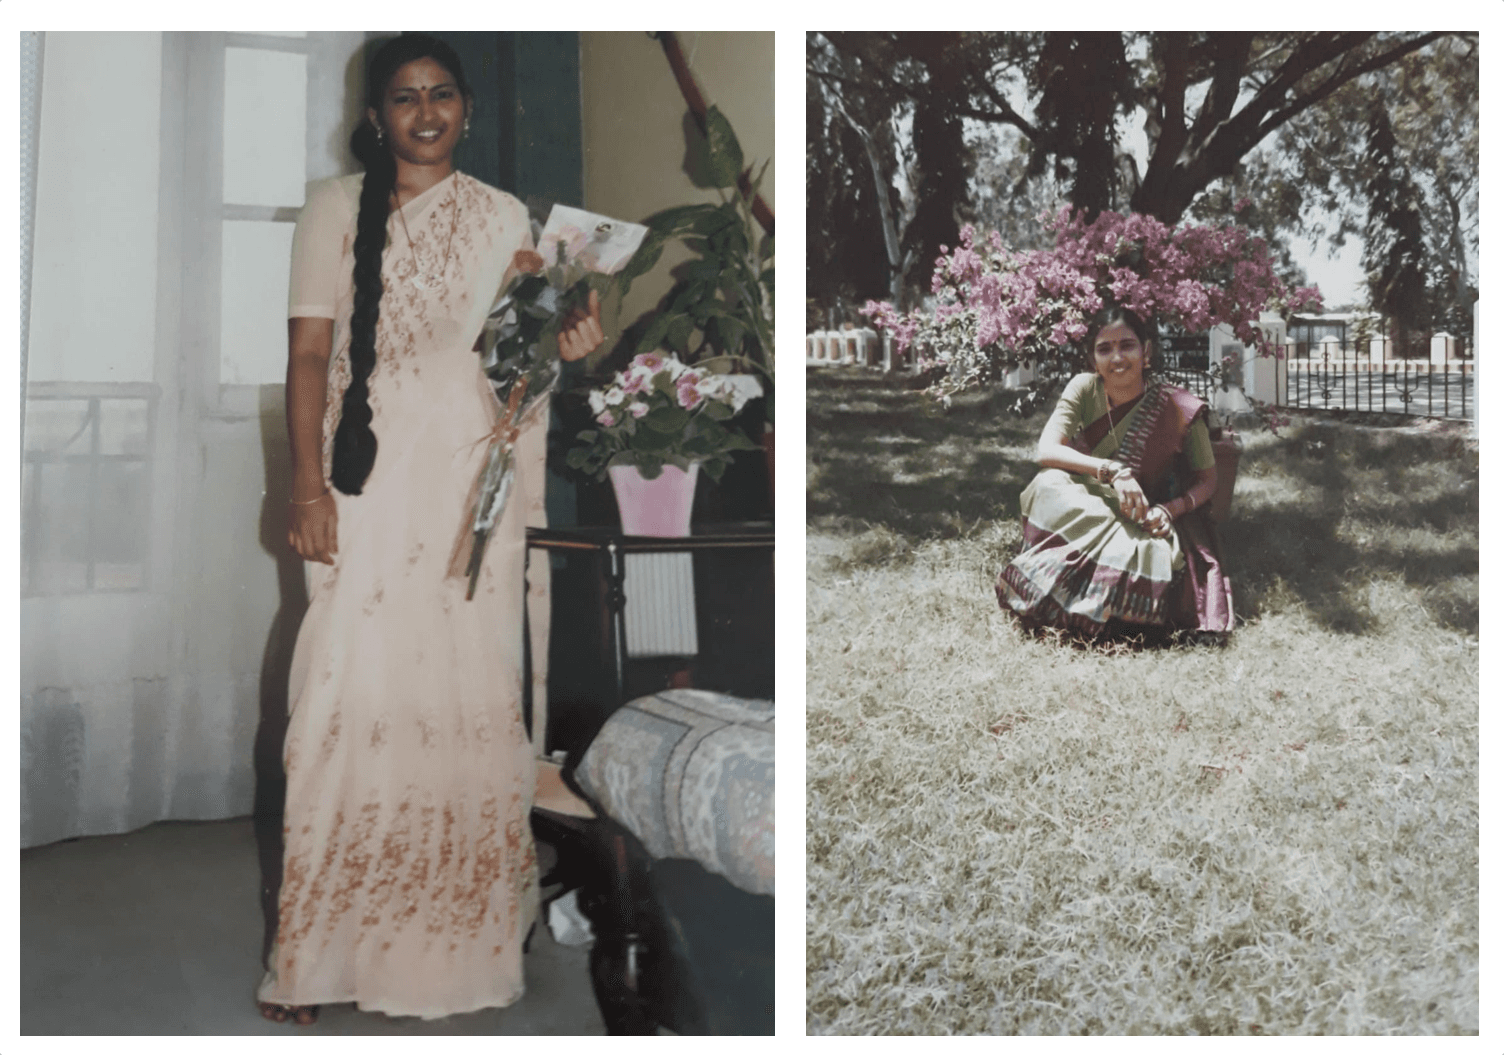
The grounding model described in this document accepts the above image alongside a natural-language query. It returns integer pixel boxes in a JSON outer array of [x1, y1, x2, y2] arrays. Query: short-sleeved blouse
[[1046, 372, 1214, 470], [288, 176, 354, 319]]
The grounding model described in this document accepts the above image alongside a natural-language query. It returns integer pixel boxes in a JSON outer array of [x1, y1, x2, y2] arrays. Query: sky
[[1295, 236, 1366, 310]]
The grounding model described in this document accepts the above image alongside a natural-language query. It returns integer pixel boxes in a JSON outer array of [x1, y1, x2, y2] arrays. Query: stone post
[[1246, 313, 1287, 406]]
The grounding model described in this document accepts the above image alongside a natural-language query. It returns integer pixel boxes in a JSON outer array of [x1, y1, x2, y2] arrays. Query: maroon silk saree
[[997, 381, 1234, 635]]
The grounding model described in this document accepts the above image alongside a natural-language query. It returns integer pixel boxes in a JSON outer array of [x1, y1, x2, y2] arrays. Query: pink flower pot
[[608, 463, 699, 537]]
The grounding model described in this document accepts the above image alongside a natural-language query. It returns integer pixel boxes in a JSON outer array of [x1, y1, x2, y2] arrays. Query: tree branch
[[656, 31, 774, 237], [1254, 32, 1450, 142], [1138, 32, 1190, 198]]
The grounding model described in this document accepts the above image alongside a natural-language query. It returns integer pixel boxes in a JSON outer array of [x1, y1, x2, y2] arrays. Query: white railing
[[806, 328, 882, 368]]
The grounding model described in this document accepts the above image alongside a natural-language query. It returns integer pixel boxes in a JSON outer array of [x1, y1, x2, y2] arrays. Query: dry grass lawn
[[805, 370, 1478, 1035]]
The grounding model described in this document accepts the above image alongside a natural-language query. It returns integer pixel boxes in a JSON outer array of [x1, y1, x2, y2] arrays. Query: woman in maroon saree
[[997, 308, 1234, 637]]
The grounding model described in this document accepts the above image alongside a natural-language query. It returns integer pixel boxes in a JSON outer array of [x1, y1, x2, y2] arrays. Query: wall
[[579, 32, 774, 347]]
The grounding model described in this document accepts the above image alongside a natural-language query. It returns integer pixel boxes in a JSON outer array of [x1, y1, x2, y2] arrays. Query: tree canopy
[[808, 31, 1477, 334]]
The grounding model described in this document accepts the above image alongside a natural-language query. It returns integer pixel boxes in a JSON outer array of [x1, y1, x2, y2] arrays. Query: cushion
[[574, 690, 773, 896]]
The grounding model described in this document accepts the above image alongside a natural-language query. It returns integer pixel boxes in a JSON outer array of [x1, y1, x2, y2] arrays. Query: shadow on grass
[[1226, 425, 1478, 635], [809, 371, 1479, 636], [807, 370, 1041, 540]]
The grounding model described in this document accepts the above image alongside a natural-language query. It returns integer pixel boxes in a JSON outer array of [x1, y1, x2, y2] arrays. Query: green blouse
[[1045, 373, 1214, 470]]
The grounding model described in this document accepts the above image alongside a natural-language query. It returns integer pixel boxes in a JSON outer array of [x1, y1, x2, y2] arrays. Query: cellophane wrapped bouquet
[[454, 205, 647, 599]]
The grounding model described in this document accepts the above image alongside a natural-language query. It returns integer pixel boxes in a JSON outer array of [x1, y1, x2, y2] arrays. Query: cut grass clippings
[[806, 370, 1478, 1035]]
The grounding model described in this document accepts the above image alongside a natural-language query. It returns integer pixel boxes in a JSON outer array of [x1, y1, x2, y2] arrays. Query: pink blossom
[[597, 410, 617, 427], [676, 378, 703, 409], [621, 372, 648, 395], [629, 402, 649, 418], [866, 204, 1326, 402]]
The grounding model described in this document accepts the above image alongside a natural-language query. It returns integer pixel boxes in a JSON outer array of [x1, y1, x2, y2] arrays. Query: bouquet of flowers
[[864, 206, 1324, 401], [565, 351, 762, 482], [453, 205, 648, 600]]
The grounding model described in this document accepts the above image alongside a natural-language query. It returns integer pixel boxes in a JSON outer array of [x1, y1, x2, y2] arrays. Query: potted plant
[[565, 351, 762, 536], [615, 105, 774, 499]]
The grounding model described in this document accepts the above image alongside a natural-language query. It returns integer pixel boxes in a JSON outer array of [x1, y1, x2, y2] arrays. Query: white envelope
[[536, 204, 650, 276]]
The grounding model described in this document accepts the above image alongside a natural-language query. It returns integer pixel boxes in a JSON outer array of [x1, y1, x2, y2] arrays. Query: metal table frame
[[525, 522, 774, 711]]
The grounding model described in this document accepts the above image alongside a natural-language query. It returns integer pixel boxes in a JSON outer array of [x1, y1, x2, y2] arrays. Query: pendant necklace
[[394, 178, 461, 291]]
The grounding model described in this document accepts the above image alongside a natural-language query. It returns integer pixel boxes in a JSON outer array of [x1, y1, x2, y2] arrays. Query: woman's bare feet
[[259, 1002, 319, 1026]]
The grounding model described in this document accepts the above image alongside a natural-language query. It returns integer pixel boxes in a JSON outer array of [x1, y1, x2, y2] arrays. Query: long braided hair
[[331, 33, 473, 495]]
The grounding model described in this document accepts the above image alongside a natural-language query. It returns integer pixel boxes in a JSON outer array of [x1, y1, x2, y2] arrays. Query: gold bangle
[[290, 490, 329, 506]]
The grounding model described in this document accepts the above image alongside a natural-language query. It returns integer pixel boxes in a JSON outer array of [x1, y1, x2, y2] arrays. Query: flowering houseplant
[[616, 105, 774, 419], [454, 208, 646, 599], [565, 351, 762, 482], [864, 206, 1323, 403]]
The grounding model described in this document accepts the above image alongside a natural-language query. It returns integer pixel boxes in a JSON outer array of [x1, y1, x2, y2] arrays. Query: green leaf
[[631, 426, 675, 452], [713, 315, 747, 355], [745, 157, 770, 201], [684, 258, 722, 283], [635, 314, 674, 357], [615, 233, 665, 298], [666, 313, 697, 351], [645, 203, 719, 235], [702, 105, 745, 190], [644, 404, 689, 434], [692, 204, 740, 236]]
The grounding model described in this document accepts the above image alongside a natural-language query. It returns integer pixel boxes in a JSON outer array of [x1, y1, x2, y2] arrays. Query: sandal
[[259, 1002, 320, 1026]]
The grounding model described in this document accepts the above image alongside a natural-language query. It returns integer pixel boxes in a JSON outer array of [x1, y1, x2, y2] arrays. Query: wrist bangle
[[290, 490, 329, 506]]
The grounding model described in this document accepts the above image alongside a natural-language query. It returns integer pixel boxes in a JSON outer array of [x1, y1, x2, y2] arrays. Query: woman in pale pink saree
[[259, 34, 601, 1024]]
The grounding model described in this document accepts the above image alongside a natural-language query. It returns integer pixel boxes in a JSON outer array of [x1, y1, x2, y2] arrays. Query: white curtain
[[21, 32, 368, 848], [21, 32, 44, 455]]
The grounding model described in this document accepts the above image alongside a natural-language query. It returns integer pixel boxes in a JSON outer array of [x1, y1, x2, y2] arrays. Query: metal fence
[[1281, 338, 1472, 420], [1159, 366, 1216, 403]]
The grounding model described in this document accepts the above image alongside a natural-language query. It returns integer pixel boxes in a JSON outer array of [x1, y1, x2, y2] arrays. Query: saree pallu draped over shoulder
[[997, 377, 1234, 636], [258, 171, 547, 1020]]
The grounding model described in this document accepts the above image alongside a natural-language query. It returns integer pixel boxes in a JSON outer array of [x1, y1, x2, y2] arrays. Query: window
[[23, 386, 155, 593], [218, 35, 311, 387]]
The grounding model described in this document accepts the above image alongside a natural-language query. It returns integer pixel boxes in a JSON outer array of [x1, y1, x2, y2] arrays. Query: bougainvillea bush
[[864, 206, 1323, 402]]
